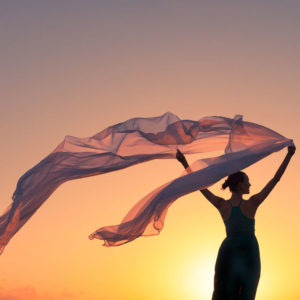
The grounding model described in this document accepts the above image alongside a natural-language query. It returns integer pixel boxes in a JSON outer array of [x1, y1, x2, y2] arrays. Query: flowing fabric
[[0, 112, 293, 254]]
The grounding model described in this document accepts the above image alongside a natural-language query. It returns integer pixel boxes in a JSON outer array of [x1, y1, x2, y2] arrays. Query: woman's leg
[[239, 275, 259, 300]]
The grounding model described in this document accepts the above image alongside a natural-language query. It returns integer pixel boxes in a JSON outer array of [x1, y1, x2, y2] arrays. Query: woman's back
[[224, 200, 255, 236]]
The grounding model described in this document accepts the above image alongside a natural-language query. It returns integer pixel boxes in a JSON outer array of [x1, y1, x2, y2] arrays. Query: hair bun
[[221, 171, 246, 192]]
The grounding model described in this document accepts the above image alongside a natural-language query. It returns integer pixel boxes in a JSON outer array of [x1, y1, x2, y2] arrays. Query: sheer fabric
[[0, 112, 292, 253]]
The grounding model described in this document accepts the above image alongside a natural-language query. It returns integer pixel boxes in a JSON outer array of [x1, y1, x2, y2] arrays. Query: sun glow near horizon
[[183, 254, 215, 300]]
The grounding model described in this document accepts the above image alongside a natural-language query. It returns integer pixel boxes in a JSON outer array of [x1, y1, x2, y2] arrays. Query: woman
[[176, 145, 295, 300]]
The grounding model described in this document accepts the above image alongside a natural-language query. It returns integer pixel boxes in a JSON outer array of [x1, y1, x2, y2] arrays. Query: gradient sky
[[1, 1, 299, 299]]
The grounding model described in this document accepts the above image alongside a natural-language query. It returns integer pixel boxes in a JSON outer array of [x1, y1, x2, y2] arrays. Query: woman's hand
[[288, 144, 296, 157], [176, 149, 186, 163], [176, 149, 189, 168]]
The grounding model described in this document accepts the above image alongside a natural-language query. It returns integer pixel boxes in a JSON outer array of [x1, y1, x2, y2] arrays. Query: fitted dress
[[211, 200, 261, 300]]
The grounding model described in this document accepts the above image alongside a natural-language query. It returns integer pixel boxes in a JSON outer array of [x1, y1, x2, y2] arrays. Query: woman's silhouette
[[176, 145, 295, 300]]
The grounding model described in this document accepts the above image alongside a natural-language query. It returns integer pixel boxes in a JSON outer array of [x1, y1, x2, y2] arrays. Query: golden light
[[183, 253, 216, 300]]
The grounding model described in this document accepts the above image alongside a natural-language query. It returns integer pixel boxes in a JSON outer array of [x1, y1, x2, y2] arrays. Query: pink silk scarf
[[0, 112, 293, 254]]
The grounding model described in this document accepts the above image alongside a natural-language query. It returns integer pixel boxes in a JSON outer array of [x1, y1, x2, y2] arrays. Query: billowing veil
[[0, 112, 292, 253]]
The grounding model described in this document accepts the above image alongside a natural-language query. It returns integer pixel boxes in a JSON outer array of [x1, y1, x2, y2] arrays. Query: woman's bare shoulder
[[218, 200, 231, 220], [241, 198, 258, 218]]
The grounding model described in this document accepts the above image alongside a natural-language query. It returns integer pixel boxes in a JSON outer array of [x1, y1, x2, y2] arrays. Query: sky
[[0, 1, 299, 299]]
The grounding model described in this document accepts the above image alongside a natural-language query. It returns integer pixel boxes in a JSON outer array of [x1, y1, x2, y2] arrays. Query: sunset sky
[[1, 1, 299, 299]]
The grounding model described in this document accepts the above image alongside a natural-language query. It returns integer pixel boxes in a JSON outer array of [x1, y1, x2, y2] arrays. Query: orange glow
[[1, 1, 299, 299]]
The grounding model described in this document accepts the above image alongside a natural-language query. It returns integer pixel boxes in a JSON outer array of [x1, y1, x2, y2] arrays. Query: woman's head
[[222, 171, 251, 194]]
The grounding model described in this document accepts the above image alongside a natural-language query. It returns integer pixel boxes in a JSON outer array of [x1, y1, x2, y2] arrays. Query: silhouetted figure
[[176, 145, 295, 300]]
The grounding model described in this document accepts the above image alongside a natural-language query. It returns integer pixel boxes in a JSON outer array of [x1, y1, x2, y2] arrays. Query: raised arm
[[249, 144, 296, 208], [176, 149, 225, 209]]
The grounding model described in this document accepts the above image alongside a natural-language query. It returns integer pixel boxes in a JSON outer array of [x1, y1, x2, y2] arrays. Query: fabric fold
[[0, 112, 292, 254]]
